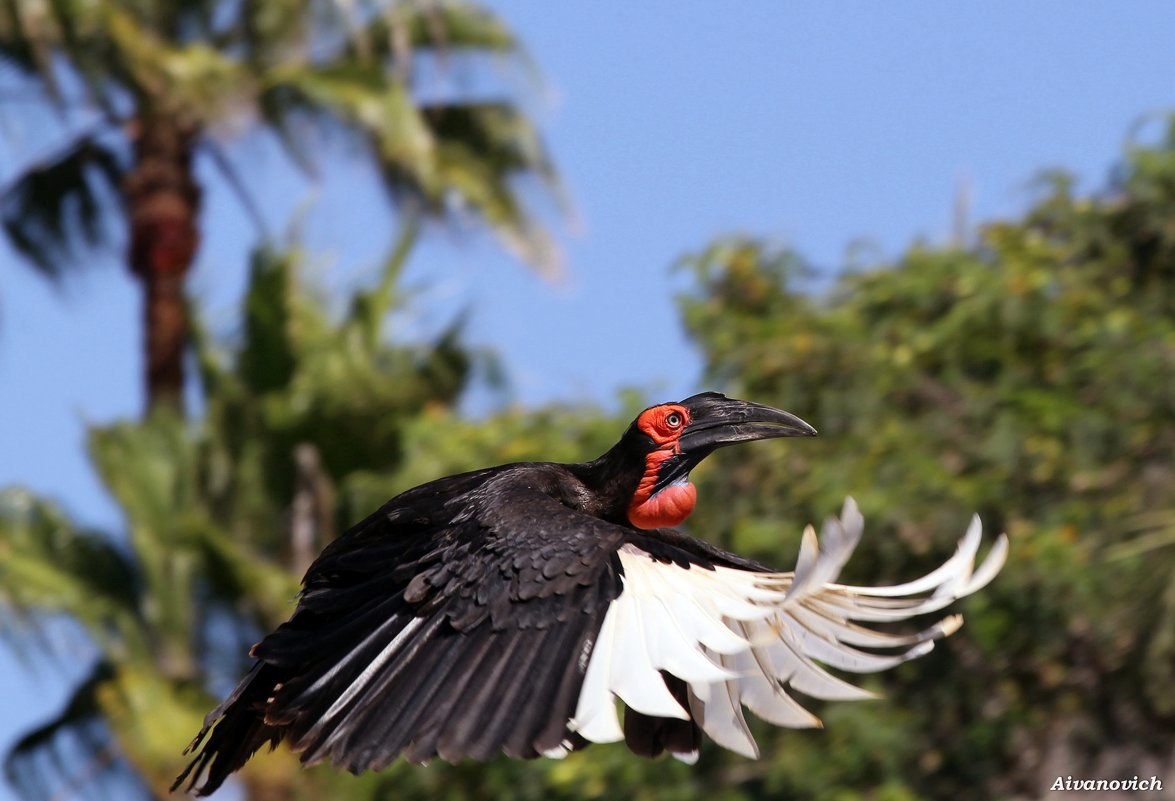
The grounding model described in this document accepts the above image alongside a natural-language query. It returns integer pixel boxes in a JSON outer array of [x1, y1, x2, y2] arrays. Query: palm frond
[[0, 0, 64, 100], [100, 4, 251, 120], [0, 132, 124, 278], [424, 100, 562, 274], [0, 488, 143, 652], [262, 62, 436, 181], [362, 0, 520, 64], [237, 245, 301, 395], [3, 660, 151, 801]]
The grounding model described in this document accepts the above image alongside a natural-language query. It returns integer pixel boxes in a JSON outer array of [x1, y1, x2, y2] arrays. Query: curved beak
[[642, 393, 816, 497], [677, 393, 817, 455]]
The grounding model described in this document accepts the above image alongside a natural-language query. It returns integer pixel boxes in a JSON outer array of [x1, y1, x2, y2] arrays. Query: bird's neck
[[568, 437, 697, 530], [566, 441, 648, 524]]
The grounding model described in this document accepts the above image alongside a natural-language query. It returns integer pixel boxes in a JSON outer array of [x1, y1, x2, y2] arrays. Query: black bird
[[174, 392, 1006, 795]]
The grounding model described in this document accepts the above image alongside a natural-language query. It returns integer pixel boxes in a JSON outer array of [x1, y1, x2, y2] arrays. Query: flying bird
[[173, 392, 1007, 795]]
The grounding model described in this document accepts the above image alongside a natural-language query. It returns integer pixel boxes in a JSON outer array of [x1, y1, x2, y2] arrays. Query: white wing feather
[[568, 498, 1008, 757]]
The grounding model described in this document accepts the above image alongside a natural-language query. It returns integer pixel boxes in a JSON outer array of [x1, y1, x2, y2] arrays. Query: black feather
[[175, 467, 630, 795], [622, 673, 700, 760]]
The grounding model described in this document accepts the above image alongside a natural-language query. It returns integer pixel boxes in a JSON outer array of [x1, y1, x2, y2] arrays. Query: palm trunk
[[123, 115, 202, 412]]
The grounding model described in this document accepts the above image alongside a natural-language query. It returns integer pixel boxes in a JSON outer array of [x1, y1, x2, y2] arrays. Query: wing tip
[[939, 613, 964, 638]]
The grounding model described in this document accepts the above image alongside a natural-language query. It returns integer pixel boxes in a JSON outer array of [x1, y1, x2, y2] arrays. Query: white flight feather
[[608, 589, 692, 718], [689, 653, 759, 758], [569, 497, 1009, 760], [571, 613, 624, 742]]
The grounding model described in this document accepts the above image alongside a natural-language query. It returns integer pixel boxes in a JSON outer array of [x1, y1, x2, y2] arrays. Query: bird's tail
[[171, 662, 287, 797]]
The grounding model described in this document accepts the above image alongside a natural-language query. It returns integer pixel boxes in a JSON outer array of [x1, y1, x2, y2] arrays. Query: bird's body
[[174, 394, 1006, 796]]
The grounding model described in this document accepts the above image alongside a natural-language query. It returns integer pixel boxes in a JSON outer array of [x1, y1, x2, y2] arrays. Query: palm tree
[[0, 0, 560, 410], [0, 242, 490, 801], [0, 467, 299, 801]]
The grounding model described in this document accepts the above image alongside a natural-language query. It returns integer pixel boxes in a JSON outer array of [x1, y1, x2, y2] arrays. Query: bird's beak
[[677, 394, 817, 455]]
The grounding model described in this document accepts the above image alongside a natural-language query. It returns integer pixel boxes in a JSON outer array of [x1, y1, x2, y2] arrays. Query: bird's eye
[[665, 411, 683, 429]]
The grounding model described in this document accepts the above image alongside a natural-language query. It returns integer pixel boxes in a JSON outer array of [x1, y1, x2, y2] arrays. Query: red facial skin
[[627, 404, 698, 530]]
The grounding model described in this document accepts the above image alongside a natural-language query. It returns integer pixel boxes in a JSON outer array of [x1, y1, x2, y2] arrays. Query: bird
[[172, 392, 1007, 795]]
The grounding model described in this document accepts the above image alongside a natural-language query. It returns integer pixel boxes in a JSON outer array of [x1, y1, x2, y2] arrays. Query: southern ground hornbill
[[174, 392, 1007, 795]]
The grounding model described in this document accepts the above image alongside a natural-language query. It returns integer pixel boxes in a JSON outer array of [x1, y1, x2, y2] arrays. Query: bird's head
[[614, 392, 816, 530]]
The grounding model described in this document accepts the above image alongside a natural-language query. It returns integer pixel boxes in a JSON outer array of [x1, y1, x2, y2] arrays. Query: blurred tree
[[0, 0, 561, 411], [0, 240, 487, 800], [3, 73, 1174, 801], [673, 121, 1175, 799]]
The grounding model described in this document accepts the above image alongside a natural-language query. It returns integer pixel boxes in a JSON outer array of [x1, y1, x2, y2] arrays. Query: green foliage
[[0, 482, 231, 799], [0, 0, 563, 277], [345, 393, 644, 517], [674, 122, 1175, 798], [4, 59, 1175, 801], [0, 239, 486, 800], [197, 234, 477, 541], [0, 490, 140, 656]]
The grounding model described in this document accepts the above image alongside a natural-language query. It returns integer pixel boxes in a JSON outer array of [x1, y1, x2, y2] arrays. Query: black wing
[[174, 470, 628, 795]]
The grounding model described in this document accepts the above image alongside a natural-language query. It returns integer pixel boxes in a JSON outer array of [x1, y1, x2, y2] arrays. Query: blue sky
[[2, 3, 1174, 799]]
